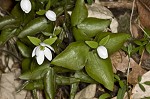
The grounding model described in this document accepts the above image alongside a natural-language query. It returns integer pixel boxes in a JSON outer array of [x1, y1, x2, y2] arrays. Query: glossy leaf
[[85, 52, 114, 91], [0, 16, 17, 29], [17, 41, 32, 57], [51, 42, 89, 70], [21, 58, 31, 72], [27, 36, 41, 45], [73, 27, 91, 41], [95, 32, 130, 54], [44, 67, 55, 99], [74, 71, 97, 83], [0, 28, 17, 45], [77, 18, 110, 37], [85, 41, 98, 48], [71, 0, 88, 26], [117, 85, 126, 99], [70, 83, 79, 99], [18, 17, 48, 38], [99, 35, 110, 45], [24, 80, 44, 90], [99, 93, 110, 99], [56, 75, 80, 85], [11, 3, 35, 25], [19, 62, 50, 80], [43, 37, 57, 45]]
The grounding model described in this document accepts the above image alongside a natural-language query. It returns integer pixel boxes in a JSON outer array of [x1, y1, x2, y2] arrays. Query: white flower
[[45, 10, 56, 21], [97, 46, 108, 59], [32, 43, 55, 65], [20, 0, 31, 13]]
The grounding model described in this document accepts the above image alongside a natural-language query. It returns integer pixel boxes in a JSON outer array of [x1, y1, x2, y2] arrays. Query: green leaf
[[44, 67, 55, 99], [71, 0, 88, 26], [146, 43, 150, 54], [51, 42, 89, 70], [0, 16, 17, 30], [11, 3, 35, 25], [17, 41, 32, 57], [43, 37, 57, 45], [27, 36, 41, 46], [18, 17, 48, 38], [85, 41, 98, 48], [21, 58, 31, 73], [0, 28, 17, 45], [117, 85, 126, 99], [77, 18, 111, 37], [138, 75, 142, 82], [73, 27, 90, 41], [99, 93, 110, 99], [95, 32, 130, 54], [139, 83, 146, 92], [56, 76, 80, 85], [19, 62, 50, 80], [24, 80, 44, 90], [144, 81, 150, 86], [85, 52, 114, 91], [74, 71, 97, 83], [36, 10, 46, 15], [87, 0, 93, 5], [46, 0, 51, 10], [134, 40, 142, 46], [99, 35, 110, 45]]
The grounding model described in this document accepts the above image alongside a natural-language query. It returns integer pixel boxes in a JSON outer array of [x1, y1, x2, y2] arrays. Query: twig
[[130, 0, 136, 37]]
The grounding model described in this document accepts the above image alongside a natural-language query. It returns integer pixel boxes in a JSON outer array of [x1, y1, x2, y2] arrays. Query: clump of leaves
[[0, 0, 130, 98]]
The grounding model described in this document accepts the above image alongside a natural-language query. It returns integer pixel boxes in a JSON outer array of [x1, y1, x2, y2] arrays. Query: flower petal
[[20, 0, 32, 13], [45, 10, 56, 21], [97, 46, 108, 59], [40, 43, 55, 52], [44, 47, 52, 61], [32, 46, 37, 57], [36, 50, 45, 65]]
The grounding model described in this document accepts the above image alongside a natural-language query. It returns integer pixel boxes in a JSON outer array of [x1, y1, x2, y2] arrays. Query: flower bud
[[97, 46, 108, 59], [45, 10, 56, 21], [20, 0, 31, 13]]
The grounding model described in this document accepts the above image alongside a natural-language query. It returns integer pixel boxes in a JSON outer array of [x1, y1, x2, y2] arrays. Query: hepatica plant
[[0, 0, 130, 98]]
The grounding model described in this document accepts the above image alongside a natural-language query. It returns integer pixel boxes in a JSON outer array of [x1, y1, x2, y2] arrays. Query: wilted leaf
[[74, 84, 96, 99]]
